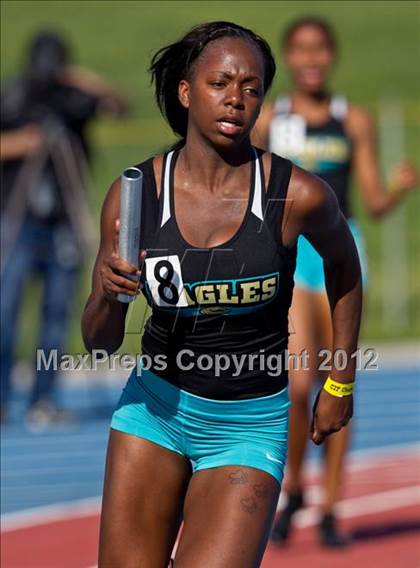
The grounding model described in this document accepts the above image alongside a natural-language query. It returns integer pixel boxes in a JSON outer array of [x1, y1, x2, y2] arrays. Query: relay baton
[[117, 167, 143, 303]]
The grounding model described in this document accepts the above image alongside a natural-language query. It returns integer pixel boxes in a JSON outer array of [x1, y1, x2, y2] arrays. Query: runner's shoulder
[[346, 104, 375, 139]]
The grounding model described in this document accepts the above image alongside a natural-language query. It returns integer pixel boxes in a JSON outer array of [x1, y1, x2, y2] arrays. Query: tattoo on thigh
[[229, 470, 249, 485], [253, 483, 269, 499], [240, 497, 258, 514]]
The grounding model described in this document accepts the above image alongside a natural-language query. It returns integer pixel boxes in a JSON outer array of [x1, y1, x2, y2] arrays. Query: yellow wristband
[[323, 377, 354, 397]]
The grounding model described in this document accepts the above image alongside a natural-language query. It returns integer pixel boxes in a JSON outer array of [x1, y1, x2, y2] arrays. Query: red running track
[[2, 453, 420, 568]]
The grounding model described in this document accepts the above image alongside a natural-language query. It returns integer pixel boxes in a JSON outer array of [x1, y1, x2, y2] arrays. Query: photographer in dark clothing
[[1, 30, 128, 427]]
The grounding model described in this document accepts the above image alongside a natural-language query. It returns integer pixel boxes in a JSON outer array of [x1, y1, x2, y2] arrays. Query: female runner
[[82, 21, 362, 567], [254, 17, 418, 546]]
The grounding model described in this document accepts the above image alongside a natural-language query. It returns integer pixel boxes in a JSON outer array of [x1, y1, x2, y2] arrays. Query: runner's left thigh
[[174, 466, 280, 568]]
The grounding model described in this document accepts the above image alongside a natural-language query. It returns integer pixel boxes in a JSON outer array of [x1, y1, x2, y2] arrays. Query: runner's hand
[[389, 161, 419, 196], [100, 219, 146, 301], [310, 388, 353, 445]]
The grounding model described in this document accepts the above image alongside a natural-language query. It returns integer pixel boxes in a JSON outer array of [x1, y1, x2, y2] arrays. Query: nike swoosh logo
[[266, 452, 284, 465]]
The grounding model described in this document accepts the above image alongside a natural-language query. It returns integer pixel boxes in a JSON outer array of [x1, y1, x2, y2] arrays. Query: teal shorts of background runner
[[294, 218, 368, 292]]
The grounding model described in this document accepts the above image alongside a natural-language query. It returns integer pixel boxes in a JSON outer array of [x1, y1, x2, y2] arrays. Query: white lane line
[[2, 444, 419, 533], [290, 486, 420, 528], [1, 496, 101, 532], [3, 484, 420, 536], [171, 485, 420, 562], [296, 442, 419, 479]]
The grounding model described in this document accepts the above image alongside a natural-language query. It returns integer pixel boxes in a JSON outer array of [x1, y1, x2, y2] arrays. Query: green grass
[[2, 0, 420, 357]]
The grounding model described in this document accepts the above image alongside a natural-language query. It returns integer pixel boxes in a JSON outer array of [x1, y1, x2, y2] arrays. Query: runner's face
[[284, 25, 334, 94], [179, 37, 265, 148]]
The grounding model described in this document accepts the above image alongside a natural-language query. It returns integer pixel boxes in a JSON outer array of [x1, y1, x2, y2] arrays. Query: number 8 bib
[[145, 255, 189, 307]]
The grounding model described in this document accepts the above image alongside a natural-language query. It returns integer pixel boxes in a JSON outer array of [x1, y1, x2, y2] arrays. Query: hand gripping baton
[[117, 167, 143, 303]]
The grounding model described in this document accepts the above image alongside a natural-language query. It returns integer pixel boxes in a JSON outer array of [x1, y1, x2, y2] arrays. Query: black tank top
[[269, 95, 352, 218], [134, 148, 296, 400]]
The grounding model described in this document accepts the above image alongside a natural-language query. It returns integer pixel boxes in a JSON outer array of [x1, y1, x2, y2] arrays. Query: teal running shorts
[[111, 368, 291, 484]]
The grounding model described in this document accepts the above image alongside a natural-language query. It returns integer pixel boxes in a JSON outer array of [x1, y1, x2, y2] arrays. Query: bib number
[[145, 255, 188, 307], [269, 114, 306, 157]]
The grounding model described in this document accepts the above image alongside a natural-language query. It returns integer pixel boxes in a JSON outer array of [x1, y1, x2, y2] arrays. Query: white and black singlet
[[134, 148, 296, 400], [269, 95, 352, 218]]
